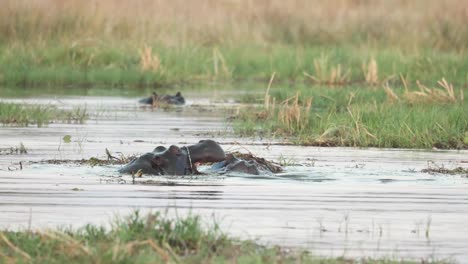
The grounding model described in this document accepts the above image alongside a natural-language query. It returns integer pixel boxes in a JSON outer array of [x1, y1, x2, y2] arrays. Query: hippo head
[[187, 140, 226, 163], [151, 145, 188, 175], [119, 145, 189, 175]]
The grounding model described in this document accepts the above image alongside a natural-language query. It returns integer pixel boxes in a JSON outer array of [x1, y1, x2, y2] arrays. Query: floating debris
[[421, 161, 468, 177], [228, 151, 283, 173]]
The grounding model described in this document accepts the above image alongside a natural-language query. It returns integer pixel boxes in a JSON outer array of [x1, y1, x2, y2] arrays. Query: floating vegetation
[[36, 153, 137, 167], [422, 161, 468, 176], [0, 142, 27, 155], [229, 151, 283, 173]]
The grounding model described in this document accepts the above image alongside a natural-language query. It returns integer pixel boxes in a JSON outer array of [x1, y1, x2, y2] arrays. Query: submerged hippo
[[139, 91, 185, 105], [119, 140, 226, 175], [119, 140, 279, 176], [210, 153, 260, 175]]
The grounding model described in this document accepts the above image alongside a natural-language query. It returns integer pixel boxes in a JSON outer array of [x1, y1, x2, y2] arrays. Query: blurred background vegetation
[[0, 0, 466, 86]]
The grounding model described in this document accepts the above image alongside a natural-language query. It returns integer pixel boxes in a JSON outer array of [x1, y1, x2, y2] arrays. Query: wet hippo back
[[187, 140, 226, 163]]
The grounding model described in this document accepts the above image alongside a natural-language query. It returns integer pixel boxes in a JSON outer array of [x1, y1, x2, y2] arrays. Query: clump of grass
[[362, 57, 379, 85], [278, 93, 313, 132], [0, 102, 88, 127], [0, 211, 445, 264], [303, 55, 350, 86], [139, 45, 162, 73], [422, 161, 468, 176], [384, 78, 464, 105]]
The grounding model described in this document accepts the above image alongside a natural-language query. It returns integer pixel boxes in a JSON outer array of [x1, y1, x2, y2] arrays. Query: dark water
[[0, 94, 467, 262]]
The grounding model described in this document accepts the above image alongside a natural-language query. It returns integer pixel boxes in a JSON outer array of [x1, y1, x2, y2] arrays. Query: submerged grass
[[0, 211, 446, 264], [0, 102, 87, 127]]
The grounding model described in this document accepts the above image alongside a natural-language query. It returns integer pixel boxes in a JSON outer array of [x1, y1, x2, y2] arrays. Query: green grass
[[0, 102, 87, 127], [0, 1, 466, 88], [233, 83, 468, 149], [0, 211, 447, 264], [0, 43, 466, 87]]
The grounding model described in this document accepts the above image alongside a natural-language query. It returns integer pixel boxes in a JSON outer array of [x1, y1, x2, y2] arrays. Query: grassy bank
[[0, 211, 444, 264], [0, 102, 87, 127], [233, 79, 468, 149], [0, 43, 466, 87], [0, 0, 467, 87]]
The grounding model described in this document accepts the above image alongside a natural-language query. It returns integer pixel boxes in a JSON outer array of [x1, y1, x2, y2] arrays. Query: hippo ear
[[153, 146, 166, 153], [176, 92, 181, 96]]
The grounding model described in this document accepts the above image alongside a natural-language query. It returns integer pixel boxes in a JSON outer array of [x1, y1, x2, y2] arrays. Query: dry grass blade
[[385, 78, 462, 105], [124, 240, 172, 262], [42, 230, 91, 256], [264, 72, 276, 110], [0, 232, 31, 260], [277, 92, 312, 131], [213, 47, 230, 76], [139, 45, 161, 73], [437, 78, 455, 100], [363, 57, 378, 85], [163, 242, 181, 264], [383, 83, 399, 104], [408, 79, 461, 104]]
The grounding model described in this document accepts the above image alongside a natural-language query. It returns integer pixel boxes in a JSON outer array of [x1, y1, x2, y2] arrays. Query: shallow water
[[1, 94, 467, 262]]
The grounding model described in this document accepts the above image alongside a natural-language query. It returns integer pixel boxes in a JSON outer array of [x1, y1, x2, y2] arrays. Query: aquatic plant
[[0, 102, 88, 127], [233, 78, 467, 149]]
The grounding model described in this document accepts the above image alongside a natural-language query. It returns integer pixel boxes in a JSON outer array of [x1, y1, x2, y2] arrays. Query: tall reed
[[1, 0, 467, 51]]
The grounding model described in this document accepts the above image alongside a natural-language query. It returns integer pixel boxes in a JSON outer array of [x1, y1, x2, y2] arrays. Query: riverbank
[[0, 43, 466, 88], [0, 211, 447, 264]]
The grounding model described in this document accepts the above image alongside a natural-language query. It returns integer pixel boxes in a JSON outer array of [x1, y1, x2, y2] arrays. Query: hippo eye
[[153, 156, 164, 166], [169, 145, 182, 155]]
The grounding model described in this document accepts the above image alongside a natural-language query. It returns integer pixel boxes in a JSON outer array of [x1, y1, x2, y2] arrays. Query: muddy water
[[1, 94, 467, 262]]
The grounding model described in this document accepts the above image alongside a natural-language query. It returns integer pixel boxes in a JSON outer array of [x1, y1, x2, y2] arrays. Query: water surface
[[1, 94, 467, 262]]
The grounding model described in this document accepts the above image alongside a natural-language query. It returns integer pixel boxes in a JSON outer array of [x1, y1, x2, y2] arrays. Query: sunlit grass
[[233, 80, 467, 149], [0, 0, 466, 87]]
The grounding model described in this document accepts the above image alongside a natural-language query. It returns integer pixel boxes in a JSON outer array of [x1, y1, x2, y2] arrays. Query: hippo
[[210, 153, 260, 175], [119, 140, 279, 176], [139, 91, 185, 105], [119, 140, 226, 175]]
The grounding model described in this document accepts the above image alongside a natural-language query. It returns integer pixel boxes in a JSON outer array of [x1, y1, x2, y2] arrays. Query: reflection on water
[[0, 95, 467, 262]]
